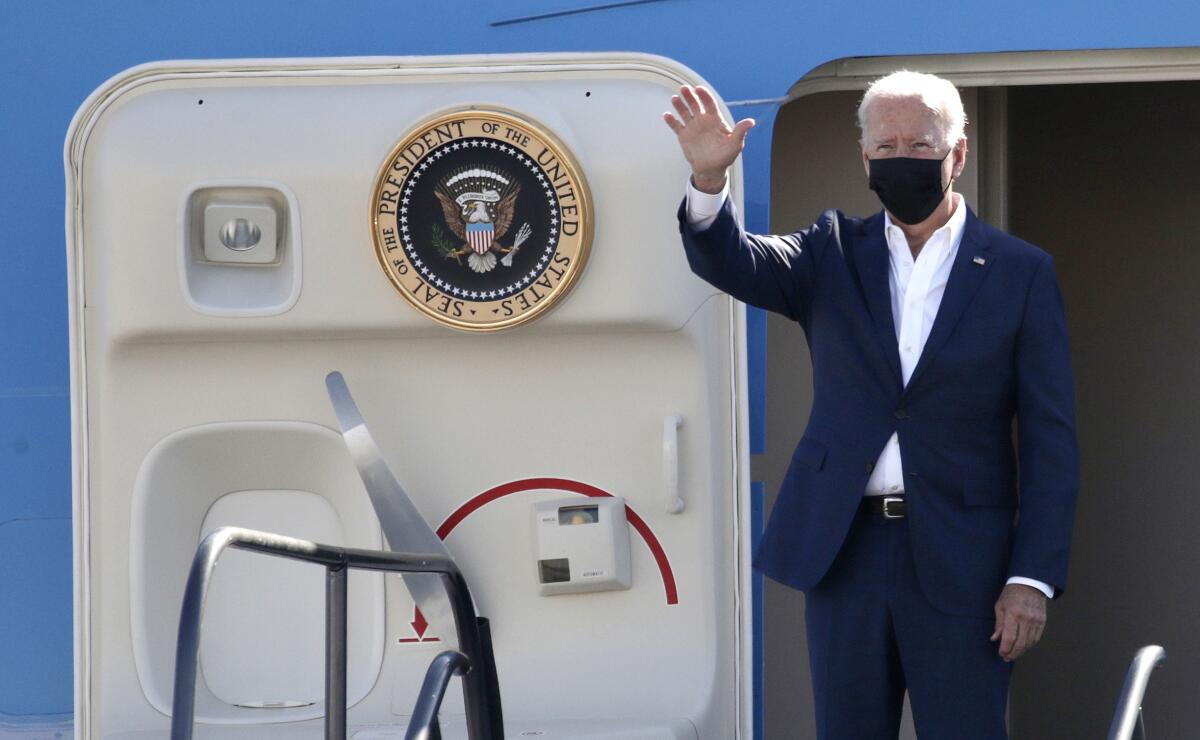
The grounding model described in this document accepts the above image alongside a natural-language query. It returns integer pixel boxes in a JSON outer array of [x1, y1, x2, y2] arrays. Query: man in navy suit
[[664, 71, 1079, 738]]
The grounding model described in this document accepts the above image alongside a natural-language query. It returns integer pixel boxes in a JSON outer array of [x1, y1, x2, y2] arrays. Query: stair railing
[[170, 526, 502, 740], [1107, 644, 1167, 740], [405, 650, 473, 740]]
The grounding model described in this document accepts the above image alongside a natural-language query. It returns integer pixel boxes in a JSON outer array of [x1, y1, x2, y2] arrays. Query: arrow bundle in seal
[[325, 371, 460, 650]]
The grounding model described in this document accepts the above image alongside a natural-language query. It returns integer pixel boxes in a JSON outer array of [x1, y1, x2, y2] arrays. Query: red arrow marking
[[412, 607, 429, 639], [398, 606, 441, 643], [436, 477, 679, 605]]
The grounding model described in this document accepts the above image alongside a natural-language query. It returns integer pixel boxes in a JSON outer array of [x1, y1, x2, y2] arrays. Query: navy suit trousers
[[805, 508, 1012, 739]]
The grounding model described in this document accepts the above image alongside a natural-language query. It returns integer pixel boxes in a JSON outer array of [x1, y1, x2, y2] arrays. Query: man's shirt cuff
[[685, 176, 729, 231], [1006, 576, 1054, 599]]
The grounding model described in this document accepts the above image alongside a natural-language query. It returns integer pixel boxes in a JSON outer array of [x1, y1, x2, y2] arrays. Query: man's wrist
[[1006, 576, 1054, 599], [691, 172, 728, 195], [684, 176, 729, 231]]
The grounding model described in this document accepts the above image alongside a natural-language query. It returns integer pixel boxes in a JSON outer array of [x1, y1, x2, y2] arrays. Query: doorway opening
[[760, 48, 1200, 740]]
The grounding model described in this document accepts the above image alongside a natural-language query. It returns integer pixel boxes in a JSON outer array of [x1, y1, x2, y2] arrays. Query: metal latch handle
[[663, 414, 685, 514]]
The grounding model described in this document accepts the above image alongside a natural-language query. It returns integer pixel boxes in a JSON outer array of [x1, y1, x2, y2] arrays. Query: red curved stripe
[[436, 477, 679, 605]]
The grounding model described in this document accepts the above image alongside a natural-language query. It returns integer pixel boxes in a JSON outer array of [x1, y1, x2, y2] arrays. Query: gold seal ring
[[370, 109, 593, 331]]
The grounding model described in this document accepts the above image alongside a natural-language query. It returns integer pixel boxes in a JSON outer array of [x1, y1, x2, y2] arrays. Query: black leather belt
[[861, 495, 906, 519]]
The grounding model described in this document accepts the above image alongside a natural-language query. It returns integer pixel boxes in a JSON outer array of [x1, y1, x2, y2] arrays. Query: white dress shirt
[[867, 197, 965, 494], [684, 177, 1054, 598]]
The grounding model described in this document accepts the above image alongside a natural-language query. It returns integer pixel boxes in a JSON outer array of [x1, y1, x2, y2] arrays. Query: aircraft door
[[67, 54, 751, 739]]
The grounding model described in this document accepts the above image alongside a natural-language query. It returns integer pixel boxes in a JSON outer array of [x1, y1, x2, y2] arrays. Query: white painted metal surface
[[66, 53, 749, 738]]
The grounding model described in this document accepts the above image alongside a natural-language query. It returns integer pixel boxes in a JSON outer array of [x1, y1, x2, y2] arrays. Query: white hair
[[857, 70, 967, 148]]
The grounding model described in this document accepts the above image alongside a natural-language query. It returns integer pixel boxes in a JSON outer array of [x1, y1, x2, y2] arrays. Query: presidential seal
[[371, 110, 592, 331]]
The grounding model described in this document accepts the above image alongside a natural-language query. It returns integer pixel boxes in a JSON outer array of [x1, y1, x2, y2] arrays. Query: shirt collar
[[883, 192, 967, 260]]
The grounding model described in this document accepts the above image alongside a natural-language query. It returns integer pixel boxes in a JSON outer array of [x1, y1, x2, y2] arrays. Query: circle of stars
[[396, 137, 561, 302]]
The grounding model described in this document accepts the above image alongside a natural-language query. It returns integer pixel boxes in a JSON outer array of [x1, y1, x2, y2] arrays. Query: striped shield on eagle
[[465, 222, 493, 255]]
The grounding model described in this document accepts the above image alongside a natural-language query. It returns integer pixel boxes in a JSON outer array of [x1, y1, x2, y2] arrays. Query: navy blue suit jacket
[[680, 197, 1080, 617]]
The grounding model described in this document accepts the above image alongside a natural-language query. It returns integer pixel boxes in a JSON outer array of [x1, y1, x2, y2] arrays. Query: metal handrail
[[1107, 644, 1167, 740], [406, 651, 473, 740], [170, 526, 501, 740]]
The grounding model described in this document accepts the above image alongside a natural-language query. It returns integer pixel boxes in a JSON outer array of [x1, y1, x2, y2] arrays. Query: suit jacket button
[[865, 462, 874, 473], [895, 408, 910, 419]]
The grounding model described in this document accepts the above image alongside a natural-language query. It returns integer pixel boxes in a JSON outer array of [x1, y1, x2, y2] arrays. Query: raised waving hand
[[663, 85, 755, 194]]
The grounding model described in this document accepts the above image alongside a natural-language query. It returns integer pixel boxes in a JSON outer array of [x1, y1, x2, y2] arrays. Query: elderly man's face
[[860, 96, 965, 183]]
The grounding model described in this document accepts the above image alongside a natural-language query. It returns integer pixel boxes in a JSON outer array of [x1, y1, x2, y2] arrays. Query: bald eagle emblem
[[433, 167, 532, 274]]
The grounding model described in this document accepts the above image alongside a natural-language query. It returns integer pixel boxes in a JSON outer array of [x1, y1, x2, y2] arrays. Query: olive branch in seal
[[430, 224, 462, 264]]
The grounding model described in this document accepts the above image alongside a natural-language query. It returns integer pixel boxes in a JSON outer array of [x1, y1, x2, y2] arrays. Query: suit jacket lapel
[[904, 207, 994, 393], [854, 216, 904, 391]]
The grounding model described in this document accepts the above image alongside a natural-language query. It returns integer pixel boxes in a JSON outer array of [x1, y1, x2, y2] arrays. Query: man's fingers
[[1003, 623, 1022, 660], [694, 85, 719, 113], [996, 611, 1047, 661], [732, 118, 756, 142], [1011, 621, 1031, 661], [992, 584, 1048, 661], [1021, 629, 1038, 658], [670, 95, 693, 121], [1027, 621, 1045, 650], [998, 613, 1021, 660], [680, 85, 704, 116], [663, 112, 683, 134], [1009, 610, 1047, 661]]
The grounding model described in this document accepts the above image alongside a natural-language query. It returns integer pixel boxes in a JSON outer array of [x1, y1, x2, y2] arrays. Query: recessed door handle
[[663, 414, 684, 514]]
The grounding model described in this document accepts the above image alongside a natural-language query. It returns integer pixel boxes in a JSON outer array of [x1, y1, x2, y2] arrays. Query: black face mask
[[867, 149, 953, 226]]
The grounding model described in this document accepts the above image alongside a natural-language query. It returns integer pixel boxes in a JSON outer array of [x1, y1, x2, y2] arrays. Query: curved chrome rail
[[1107, 644, 1167, 740]]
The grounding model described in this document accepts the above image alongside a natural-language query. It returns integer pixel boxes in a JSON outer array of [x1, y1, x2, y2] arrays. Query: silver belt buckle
[[881, 496, 905, 519]]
